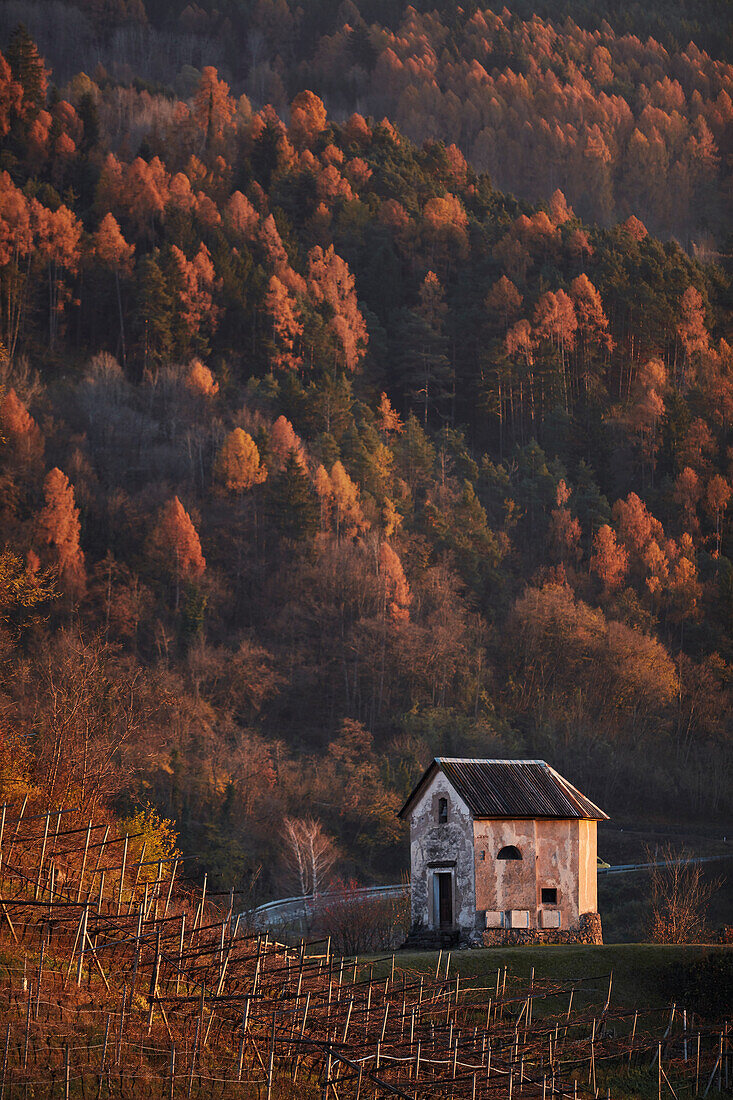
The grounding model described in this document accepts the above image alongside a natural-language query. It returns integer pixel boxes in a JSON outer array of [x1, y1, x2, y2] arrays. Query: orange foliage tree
[[36, 468, 86, 600], [214, 428, 267, 493], [147, 496, 206, 608]]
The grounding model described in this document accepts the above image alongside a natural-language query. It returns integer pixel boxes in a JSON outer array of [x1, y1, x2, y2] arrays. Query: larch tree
[[185, 359, 219, 398], [288, 90, 327, 151], [93, 212, 135, 368], [379, 541, 411, 623], [0, 53, 22, 137], [677, 286, 709, 387], [376, 392, 404, 436], [673, 467, 702, 535], [36, 468, 86, 600], [147, 496, 206, 609], [33, 202, 81, 348], [570, 274, 612, 398], [264, 274, 303, 372], [704, 474, 731, 557], [307, 245, 368, 373], [214, 428, 267, 493], [533, 290, 577, 411], [485, 276, 522, 333], [193, 67, 234, 147], [0, 387, 43, 465], [590, 524, 628, 593], [268, 415, 307, 471], [628, 358, 667, 482], [548, 480, 581, 564]]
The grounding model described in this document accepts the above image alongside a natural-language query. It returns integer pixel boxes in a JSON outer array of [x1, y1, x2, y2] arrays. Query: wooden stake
[[1, 1022, 10, 1100], [76, 903, 89, 986], [169, 1047, 176, 1100], [34, 811, 50, 900], [187, 1018, 200, 1099], [77, 821, 93, 903], [34, 941, 44, 1018], [96, 1014, 110, 1100], [116, 835, 128, 915], [266, 1012, 276, 1100]]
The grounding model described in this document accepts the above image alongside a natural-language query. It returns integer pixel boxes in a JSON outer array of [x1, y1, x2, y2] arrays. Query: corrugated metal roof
[[398, 759, 608, 821]]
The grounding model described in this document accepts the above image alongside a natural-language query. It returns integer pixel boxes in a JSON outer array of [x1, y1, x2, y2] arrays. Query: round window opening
[[497, 845, 522, 860]]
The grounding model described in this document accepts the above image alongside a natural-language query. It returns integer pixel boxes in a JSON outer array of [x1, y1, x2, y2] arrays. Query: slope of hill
[[0, 16, 731, 904], [1, 0, 731, 241]]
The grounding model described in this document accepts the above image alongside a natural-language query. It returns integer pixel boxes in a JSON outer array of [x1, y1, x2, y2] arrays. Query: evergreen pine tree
[[266, 451, 319, 542], [135, 254, 174, 370]]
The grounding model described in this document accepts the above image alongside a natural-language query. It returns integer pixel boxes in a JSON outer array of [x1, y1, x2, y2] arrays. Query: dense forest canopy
[[1, 0, 731, 242], [0, 6, 731, 899]]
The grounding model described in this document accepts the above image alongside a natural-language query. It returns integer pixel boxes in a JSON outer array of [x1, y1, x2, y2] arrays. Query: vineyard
[[0, 797, 728, 1099]]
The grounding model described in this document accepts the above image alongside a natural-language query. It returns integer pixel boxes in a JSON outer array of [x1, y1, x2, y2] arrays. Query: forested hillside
[[0, 13, 731, 900], [2, 0, 731, 243]]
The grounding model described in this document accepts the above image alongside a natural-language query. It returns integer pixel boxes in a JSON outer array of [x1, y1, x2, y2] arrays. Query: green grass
[[387, 944, 732, 1014]]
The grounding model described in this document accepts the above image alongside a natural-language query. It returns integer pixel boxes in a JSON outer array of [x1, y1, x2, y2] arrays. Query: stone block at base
[[482, 912, 602, 946]]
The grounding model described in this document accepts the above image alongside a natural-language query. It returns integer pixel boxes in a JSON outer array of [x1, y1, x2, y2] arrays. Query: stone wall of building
[[407, 772, 476, 933], [481, 912, 603, 946]]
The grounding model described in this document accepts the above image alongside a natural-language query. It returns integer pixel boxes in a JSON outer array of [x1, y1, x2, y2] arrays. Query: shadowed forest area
[[0, 1, 731, 908]]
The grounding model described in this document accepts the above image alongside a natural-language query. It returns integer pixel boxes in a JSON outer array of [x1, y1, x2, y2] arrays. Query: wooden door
[[437, 873, 452, 928]]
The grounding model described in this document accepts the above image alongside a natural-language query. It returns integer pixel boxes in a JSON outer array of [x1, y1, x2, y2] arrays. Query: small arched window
[[438, 798, 448, 824], [497, 845, 522, 860]]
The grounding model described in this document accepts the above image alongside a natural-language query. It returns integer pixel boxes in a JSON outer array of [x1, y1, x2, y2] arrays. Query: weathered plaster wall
[[578, 819, 598, 915], [408, 773, 475, 932], [473, 819, 591, 930]]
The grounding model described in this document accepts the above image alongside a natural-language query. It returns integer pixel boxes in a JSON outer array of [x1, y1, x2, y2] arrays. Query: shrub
[[316, 878, 410, 956]]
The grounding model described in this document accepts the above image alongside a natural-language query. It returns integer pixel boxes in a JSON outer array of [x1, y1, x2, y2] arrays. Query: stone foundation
[[481, 912, 603, 947]]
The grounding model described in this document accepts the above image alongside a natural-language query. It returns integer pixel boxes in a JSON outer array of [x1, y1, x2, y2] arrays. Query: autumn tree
[[628, 358, 667, 482], [214, 428, 267, 493], [194, 67, 234, 148], [93, 212, 135, 368], [36, 468, 86, 600], [548, 480, 581, 564], [570, 274, 612, 399], [288, 90, 327, 151], [147, 496, 206, 609], [264, 274, 303, 372], [267, 415, 307, 471], [704, 475, 731, 557], [590, 524, 628, 592], [307, 245, 368, 373], [677, 286, 708, 387], [0, 386, 43, 465], [379, 541, 411, 623], [376, 392, 404, 436]]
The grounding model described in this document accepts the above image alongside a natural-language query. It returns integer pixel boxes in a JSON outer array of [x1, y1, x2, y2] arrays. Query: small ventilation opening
[[497, 845, 522, 860], [438, 797, 448, 824], [541, 888, 558, 904]]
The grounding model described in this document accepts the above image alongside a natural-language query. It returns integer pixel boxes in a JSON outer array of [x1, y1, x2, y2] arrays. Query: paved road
[[249, 883, 409, 930]]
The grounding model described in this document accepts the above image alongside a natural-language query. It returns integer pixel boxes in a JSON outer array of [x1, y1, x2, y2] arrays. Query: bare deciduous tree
[[648, 844, 721, 943], [281, 817, 339, 897]]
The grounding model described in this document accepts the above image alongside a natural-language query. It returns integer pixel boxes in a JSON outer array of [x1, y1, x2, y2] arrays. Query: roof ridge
[[435, 757, 549, 764]]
